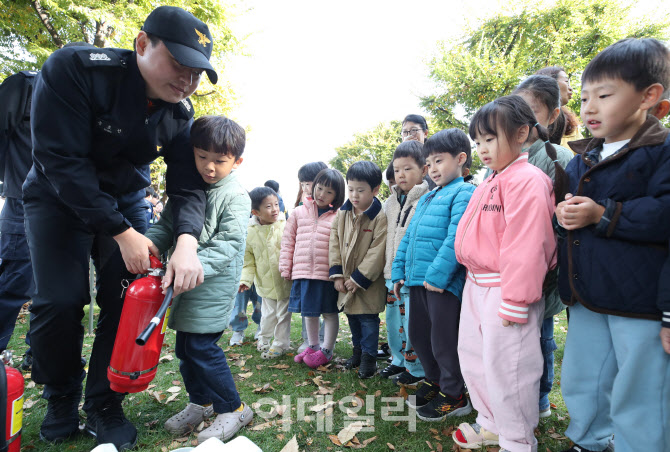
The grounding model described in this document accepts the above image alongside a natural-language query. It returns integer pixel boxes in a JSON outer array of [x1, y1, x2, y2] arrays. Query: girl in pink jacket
[[452, 95, 566, 452], [280, 169, 345, 368]]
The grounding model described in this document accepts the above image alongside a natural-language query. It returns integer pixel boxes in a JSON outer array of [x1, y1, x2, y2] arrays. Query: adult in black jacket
[[0, 71, 37, 358], [22, 6, 218, 449]]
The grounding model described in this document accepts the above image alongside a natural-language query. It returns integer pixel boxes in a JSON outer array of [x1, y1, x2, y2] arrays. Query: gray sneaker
[[165, 403, 214, 435], [197, 403, 253, 443]]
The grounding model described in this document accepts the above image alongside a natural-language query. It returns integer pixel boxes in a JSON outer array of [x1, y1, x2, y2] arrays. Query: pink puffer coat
[[280, 197, 336, 281]]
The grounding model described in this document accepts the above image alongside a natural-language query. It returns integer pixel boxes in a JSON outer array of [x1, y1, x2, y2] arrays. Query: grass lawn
[[6, 304, 573, 451]]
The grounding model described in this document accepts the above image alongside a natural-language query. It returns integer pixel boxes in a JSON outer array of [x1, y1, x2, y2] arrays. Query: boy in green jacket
[[145, 115, 253, 444]]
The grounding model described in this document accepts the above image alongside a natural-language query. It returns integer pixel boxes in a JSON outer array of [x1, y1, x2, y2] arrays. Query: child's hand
[[394, 280, 404, 299], [238, 284, 249, 293], [344, 278, 358, 293], [502, 319, 520, 327], [283, 276, 292, 281], [661, 327, 670, 354], [560, 196, 606, 230], [334, 278, 347, 293], [423, 281, 444, 293]]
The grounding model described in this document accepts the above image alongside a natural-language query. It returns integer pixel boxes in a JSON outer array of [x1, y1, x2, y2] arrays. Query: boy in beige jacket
[[329, 161, 387, 379]]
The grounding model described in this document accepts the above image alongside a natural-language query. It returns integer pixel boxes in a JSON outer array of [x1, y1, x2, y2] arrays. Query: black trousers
[[408, 286, 465, 397], [24, 179, 148, 411]]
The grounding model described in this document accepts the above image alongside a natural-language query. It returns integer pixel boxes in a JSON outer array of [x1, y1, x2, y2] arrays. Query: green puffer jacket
[[240, 216, 292, 300], [145, 171, 251, 334]]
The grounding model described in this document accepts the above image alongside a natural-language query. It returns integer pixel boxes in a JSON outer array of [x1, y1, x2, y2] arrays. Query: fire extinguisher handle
[[136, 286, 174, 346]]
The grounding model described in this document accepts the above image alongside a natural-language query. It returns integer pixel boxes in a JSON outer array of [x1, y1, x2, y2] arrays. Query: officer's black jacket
[[0, 71, 36, 200], [26, 46, 206, 237]]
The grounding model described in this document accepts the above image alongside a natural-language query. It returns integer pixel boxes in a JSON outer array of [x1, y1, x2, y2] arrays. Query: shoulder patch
[[178, 98, 195, 118], [74, 49, 125, 69]]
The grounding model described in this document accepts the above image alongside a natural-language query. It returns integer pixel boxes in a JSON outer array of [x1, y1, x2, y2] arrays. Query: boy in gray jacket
[[145, 116, 253, 444]]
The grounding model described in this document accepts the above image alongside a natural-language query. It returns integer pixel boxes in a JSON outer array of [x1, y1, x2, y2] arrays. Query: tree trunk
[[94, 21, 107, 47], [30, 0, 63, 48]]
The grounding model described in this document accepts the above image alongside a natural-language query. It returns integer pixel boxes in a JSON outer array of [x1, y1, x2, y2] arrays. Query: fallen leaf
[[338, 420, 365, 444], [171, 380, 181, 385], [238, 372, 254, 379], [26, 381, 36, 389], [23, 398, 37, 409], [387, 443, 396, 450], [329, 435, 343, 446], [167, 386, 181, 393], [166, 393, 179, 404], [159, 354, 173, 363], [310, 400, 337, 412], [280, 435, 299, 452], [269, 364, 290, 369]]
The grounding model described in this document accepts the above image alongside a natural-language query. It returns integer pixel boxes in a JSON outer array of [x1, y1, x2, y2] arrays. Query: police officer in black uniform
[[23, 6, 218, 449], [0, 70, 38, 358]]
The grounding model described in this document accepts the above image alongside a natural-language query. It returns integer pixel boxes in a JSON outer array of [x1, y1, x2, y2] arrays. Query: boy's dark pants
[[408, 286, 465, 397], [175, 331, 241, 414], [346, 314, 380, 355]]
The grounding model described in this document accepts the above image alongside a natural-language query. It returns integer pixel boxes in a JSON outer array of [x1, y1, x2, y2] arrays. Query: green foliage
[[421, 0, 670, 130], [330, 121, 402, 200], [0, 0, 242, 190]]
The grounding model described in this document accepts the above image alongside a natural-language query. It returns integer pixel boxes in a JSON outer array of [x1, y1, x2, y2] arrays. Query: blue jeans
[[346, 314, 380, 356], [175, 331, 241, 414], [229, 285, 260, 332], [539, 316, 557, 411]]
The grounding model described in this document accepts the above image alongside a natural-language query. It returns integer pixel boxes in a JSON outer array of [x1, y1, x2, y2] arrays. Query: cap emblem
[[195, 28, 211, 48]]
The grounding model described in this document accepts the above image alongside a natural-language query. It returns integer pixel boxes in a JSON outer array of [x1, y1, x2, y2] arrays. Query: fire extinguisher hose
[[136, 286, 174, 346]]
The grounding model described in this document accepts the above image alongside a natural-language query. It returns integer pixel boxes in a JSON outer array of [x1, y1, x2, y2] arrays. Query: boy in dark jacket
[[555, 38, 670, 452]]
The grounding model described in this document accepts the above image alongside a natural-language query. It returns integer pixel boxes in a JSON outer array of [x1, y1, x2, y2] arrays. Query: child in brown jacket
[[329, 161, 387, 378]]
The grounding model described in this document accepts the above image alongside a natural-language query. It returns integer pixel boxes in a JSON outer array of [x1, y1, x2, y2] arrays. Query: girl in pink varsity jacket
[[452, 96, 568, 452], [280, 168, 346, 369]]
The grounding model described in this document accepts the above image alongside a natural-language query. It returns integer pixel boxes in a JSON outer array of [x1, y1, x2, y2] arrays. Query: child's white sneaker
[[164, 403, 214, 435], [256, 339, 271, 352], [254, 327, 261, 340], [229, 331, 244, 346], [297, 341, 309, 354], [197, 403, 253, 443]]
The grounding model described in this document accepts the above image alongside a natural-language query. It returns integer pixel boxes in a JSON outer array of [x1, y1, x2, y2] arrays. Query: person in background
[[381, 141, 429, 386], [535, 66, 583, 147], [284, 169, 345, 368], [401, 114, 435, 190], [293, 161, 327, 352], [264, 180, 288, 219], [0, 70, 37, 367], [240, 187, 292, 359]]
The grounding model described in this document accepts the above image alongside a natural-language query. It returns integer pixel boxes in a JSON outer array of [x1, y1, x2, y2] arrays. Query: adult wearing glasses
[[401, 114, 435, 189], [23, 6, 217, 450]]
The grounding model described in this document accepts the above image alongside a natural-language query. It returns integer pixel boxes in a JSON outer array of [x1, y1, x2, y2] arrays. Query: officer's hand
[[114, 228, 159, 274], [661, 327, 670, 355], [164, 234, 204, 295]]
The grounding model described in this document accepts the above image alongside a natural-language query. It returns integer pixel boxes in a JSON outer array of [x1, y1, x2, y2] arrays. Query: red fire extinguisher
[[1, 351, 23, 452], [108, 256, 174, 394]]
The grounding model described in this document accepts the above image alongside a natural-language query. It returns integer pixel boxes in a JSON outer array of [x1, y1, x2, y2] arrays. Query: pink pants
[[458, 280, 544, 452]]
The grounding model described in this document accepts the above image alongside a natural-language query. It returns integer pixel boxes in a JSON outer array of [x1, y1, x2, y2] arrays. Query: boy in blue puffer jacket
[[392, 129, 475, 422], [555, 38, 670, 452]]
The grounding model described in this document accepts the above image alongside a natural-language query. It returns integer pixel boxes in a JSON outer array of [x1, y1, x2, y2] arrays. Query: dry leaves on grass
[[269, 364, 290, 370], [238, 372, 254, 379], [280, 435, 299, 452], [253, 382, 274, 394], [159, 354, 173, 363]]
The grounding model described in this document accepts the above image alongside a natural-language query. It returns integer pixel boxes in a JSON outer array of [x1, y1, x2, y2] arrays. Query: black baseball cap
[[142, 6, 218, 84]]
